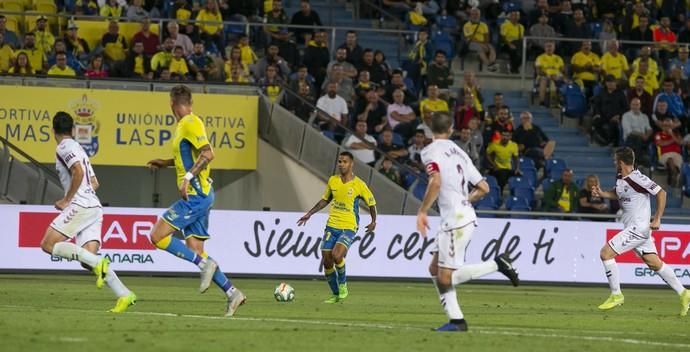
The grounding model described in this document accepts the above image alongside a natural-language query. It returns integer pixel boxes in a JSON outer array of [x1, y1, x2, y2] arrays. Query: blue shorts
[[162, 192, 214, 240], [321, 226, 356, 251]]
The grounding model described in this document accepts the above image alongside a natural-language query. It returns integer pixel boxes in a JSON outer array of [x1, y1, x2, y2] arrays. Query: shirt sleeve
[[358, 180, 376, 207], [421, 149, 439, 176], [464, 157, 483, 186], [322, 179, 332, 201], [629, 172, 662, 195], [57, 141, 81, 169], [182, 118, 210, 150]]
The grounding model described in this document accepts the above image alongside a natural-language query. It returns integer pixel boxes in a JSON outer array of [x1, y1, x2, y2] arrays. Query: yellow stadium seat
[[2, 1, 25, 13], [34, 2, 57, 14], [74, 20, 160, 52], [5, 16, 21, 35]]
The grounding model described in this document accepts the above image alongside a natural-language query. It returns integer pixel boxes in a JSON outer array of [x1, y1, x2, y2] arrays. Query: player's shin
[[452, 261, 499, 285], [105, 267, 131, 298], [52, 242, 100, 268], [335, 259, 346, 285], [211, 266, 235, 297], [153, 235, 202, 266], [324, 267, 339, 295], [656, 263, 685, 294], [602, 259, 622, 294], [438, 286, 464, 320]]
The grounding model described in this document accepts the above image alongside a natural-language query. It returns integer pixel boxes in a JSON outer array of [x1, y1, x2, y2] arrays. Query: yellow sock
[[153, 235, 172, 250]]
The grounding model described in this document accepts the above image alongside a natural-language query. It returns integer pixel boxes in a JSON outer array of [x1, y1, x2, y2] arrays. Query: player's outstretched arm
[[147, 158, 175, 169], [297, 199, 330, 226], [56, 163, 85, 210], [417, 172, 441, 238], [651, 188, 667, 230], [365, 205, 377, 232], [591, 185, 617, 200]]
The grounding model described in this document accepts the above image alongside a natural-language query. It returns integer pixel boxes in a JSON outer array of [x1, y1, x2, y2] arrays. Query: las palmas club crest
[[69, 94, 101, 157]]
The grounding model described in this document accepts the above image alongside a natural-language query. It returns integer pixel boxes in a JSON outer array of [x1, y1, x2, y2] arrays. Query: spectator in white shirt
[[622, 98, 653, 166], [316, 81, 349, 130], [167, 21, 194, 56], [344, 120, 377, 166], [387, 89, 417, 140]]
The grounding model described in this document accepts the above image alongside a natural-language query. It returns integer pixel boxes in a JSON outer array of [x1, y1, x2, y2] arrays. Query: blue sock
[[154, 236, 201, 265], [325, 267, 339, 295], [335, 259, 346, 285], [211, 265, 234, 297]]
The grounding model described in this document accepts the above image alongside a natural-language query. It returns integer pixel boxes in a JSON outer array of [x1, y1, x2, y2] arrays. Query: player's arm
[[56, 163, 85, 210], [90, 176, 100, 191], [366, 205, 377, 232], [147, 158, 174, 169], [591, 185, 617, 200], [651, 188, 666, 231], [179, 144, 214, 200], [297, 199, 330, 226], [468, 179, 489, 204], [417, 169, 441, 238]]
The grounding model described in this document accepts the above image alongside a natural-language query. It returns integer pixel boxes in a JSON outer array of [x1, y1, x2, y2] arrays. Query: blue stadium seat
[[513, 187, 535, 204], [412, 180, 427, 200], [545, 159, 567, 178], [682, 163, 690, 198], [519, 157, 535, 170], [435, 15, 457, 33], [508, 176, 531, 192], [560, 83, 587, 119], [432, 31, 455, 59], [541, 178, 555, 192], [322, 130, 336, 141], [506, 196, 531, 211], [485, 175, 500, 189], [401, 172, 417, 189], [575, 178, 585, 189], [476, 195, 498, 210], [521, 168, 538, 187]]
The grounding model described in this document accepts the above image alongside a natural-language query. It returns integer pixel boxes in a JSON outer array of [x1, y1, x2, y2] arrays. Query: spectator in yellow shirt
[[151, 38, 175, 73], [570, 41, 600, 99], [0, 32, 14, 73], [487, 129, 520, 191], [196, 0, 224, 54], [463, 8, 497, 72], [535, 42, 564, 106], [33, 16, 55, 56], [419, 84, 449, 115], [100, 0, 124, 18], [226, 63, 249, 83], [8, 52, 34, 75], [631, 46, 659, 79], [101, 20, 128, 64], [47, 52, 77, 77], [500, 10, 524, 74], [18, 33, 45, 74], [238, 34, 257, 66], [600, 40, 630, 81], [628, 60, 659, 95], [169, 46, 189, 80]]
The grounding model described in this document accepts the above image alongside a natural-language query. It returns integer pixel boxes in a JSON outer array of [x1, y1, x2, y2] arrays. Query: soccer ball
[[274, 282, 295, 302]]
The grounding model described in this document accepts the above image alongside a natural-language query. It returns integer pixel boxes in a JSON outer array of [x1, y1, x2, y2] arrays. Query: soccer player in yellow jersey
[[147, 85, 246, 317], [298, 152, 377, 303]]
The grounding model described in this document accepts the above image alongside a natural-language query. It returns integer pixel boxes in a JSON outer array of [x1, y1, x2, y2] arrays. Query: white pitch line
[[2, 304, 689, 349]]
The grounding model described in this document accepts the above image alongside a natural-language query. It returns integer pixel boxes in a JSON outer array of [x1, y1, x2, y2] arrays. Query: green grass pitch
[[0, 274, 688, 352]]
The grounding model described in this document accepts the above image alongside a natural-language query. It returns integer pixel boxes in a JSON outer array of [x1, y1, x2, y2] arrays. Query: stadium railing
[[261, 86, 427, 215], [0, 135, 63, 205], [0, 10, 417, 65]]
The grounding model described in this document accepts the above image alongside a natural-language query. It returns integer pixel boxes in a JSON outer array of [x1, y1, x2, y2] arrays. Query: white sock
[[656, 264, 685, 295], [105, 267, 131, 298], [439, 287, 463, 320], [430, 276, 441, 296], [452, 261, 499, 285], [602, 259, 622, 295], [52, 242, 99, 268]]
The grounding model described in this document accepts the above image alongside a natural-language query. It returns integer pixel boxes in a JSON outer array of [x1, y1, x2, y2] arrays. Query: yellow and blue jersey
[[172, 113, 212, 197], [322, 175, 376, 231]]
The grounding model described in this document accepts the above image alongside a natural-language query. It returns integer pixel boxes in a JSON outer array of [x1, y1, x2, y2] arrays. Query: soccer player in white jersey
[[416, 112, 520, 332], [39, 112, 136, 313], [593, 147, 690, 315]]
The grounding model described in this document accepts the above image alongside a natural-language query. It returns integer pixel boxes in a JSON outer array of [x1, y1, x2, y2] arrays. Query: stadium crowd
[[0, 0, 689, 213]]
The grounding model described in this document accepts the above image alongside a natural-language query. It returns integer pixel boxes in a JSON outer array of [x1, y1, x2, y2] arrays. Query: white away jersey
[[421, 139, 484, 231], [615, 170, 661, 231], [55, 139, 101, 208]]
